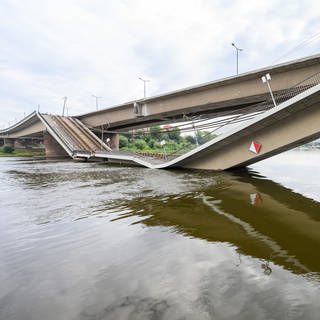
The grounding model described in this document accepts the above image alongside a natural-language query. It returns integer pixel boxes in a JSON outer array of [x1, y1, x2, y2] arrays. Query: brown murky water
[[1, 150, 320, 320]]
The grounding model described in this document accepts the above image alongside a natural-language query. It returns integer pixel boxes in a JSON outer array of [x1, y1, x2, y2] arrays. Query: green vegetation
[[134, 139, 147, 150], [119, 135, 129, 148], [1, 144, 14, 153], [0, 147, 45, 157], [120, 125, 217, 154]]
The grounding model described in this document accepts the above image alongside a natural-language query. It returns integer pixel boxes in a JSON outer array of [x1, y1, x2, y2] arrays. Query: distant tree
[[119, 135, 128, 148], [165, 140, 179, 151], [153, 141, 161, 149], [185, 135, 196, 145], [167, 127, 181, 143], [119, 131, 133, 144], [148, 139, 156, 149], [134, 139, 147, 150], [162, 132, 170, 141], [144, 133, 152, 143], [196, 131, 217, 145], [2, 145, 14, 153], [150, 125, 162, 140], [134, 129, 145, 140], [122, 132, 132, 141]]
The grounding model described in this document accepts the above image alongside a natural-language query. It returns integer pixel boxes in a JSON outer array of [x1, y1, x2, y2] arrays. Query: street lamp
[[62, 96, 67, 116], [192, 120, 199, 146], [138, 77, 150, 99], [160, 139, 167, 159], [92, 94, 103, 110], [231, 42, 243, 75], [261, 73, 277, 107]]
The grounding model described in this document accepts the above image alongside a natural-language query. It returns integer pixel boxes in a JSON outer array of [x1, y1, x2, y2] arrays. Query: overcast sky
[[1, 0, 320, 128]]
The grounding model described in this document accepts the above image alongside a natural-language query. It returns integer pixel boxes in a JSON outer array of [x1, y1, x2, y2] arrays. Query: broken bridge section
[[38, 114, 112, 158]]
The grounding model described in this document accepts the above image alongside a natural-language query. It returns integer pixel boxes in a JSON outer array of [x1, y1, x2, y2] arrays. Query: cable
[[272, 31, 320, 64]]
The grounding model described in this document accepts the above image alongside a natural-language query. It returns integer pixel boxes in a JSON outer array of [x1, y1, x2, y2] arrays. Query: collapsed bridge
[[1, 54, 320, 170]]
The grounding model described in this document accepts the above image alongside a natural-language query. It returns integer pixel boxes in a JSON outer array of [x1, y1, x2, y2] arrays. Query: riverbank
[[0, 148, 45, 157]]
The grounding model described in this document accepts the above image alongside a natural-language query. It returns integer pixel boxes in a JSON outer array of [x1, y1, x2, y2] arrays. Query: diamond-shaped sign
[[249, 141, 261, 154], [250, 193, 262, 205]]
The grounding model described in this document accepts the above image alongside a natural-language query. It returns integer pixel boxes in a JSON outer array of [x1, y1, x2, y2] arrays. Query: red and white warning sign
[[250, 193, 262, 205], [249, 141, 261, 154]]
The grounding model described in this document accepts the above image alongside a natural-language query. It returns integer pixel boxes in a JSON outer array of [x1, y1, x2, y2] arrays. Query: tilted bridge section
[[38, 114, 111, 158]]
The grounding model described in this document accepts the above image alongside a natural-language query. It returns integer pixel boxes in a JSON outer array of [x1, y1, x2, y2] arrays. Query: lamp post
[[92, 94, 103, 110], [100, 125, 104, 150], [192, 120, 199, 146], [62, 96, 67, 116], [261, 73, 277, 107], [160, 139, 167, 159], [138, 77, 150, 98], [231, 42, 243, 75]]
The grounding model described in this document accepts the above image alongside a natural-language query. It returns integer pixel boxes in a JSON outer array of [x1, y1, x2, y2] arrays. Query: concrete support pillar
[[106, 133, 119, 151], [4, 138, 15, 147], [23, 138, 34, 147], [32, 138, 44, 147], [14, 140, 25, 148], [43, 131, 69, 158]]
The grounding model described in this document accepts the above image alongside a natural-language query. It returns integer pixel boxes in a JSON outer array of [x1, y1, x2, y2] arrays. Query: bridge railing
[[273, 71, 320, 106]]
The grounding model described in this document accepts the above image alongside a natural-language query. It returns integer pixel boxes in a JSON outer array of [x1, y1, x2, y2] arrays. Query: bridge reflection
[[108, 170, 320, 275]]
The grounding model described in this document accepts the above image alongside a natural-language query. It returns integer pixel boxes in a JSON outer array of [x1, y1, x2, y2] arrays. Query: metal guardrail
[[273, 71, 320, 105]]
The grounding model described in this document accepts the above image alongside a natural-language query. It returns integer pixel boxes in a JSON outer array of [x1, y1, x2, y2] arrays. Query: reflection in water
[[261, 259, 272, 276], [107, 170, 320, 275], [251, 150, 320, 202], [202, 193, 311, 273], [80, 296, 170, 320], [1, 154, 320, 320]]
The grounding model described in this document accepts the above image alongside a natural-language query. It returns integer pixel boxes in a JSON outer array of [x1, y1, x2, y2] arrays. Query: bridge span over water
[[1, 54, 320, 170]]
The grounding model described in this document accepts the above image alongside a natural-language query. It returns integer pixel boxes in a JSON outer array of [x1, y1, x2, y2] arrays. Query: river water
[[0, 150, 320, 320]]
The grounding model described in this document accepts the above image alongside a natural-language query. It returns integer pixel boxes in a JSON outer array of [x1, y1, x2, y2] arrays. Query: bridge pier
[[43, 131, 68, 158], [3, 138, 33, 149], [1, 138, 26, 149], [14, 139, 25, 148], [3, 138, 15, 147], [106, 133, 119, 151]]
